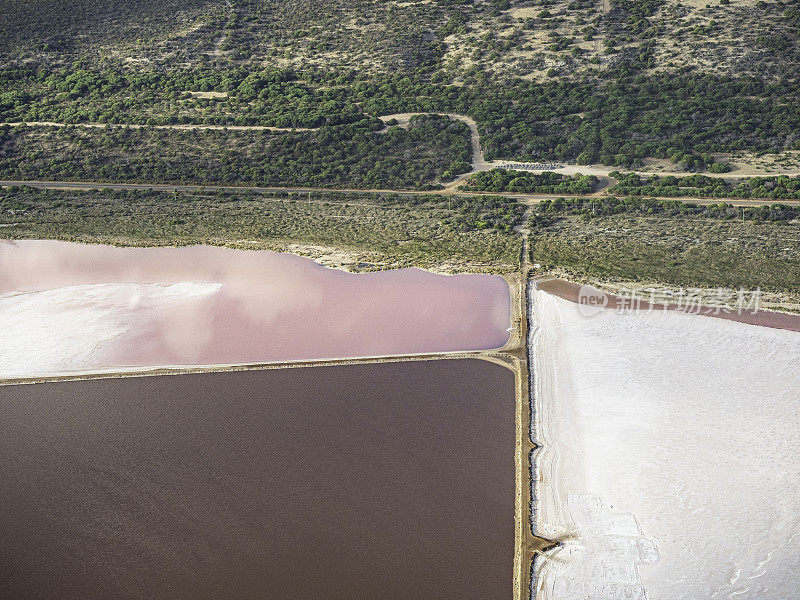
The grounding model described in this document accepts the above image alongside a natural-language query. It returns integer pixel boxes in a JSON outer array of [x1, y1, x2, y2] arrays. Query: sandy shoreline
[[2, 236, 515, 276], [0, 348, 522, 387]]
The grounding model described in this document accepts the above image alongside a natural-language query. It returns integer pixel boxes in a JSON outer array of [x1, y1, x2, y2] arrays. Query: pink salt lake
[[0, 240, 510, 377]]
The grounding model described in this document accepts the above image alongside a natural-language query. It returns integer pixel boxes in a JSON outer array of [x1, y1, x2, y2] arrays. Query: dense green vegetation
[[0, 186, 525, 271], [0, 115, 471, 190], [610, 173, 800, 200], [529, 196, 800, 293], [0, 66, 363, 127], [3, 0, 800, 286], [530, 195, 800, 224], [461, 169, 598, 194], [3, 65, 799, 171], [462, 74, 800, 167]]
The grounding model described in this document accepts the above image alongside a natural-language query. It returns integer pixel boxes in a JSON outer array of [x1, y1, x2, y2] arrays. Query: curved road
[[4, 116, 800, 181], [2, 115, 800, 204]]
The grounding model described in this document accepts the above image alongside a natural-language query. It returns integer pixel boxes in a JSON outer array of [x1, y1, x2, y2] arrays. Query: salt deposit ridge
[[530, 289, 800, 600]]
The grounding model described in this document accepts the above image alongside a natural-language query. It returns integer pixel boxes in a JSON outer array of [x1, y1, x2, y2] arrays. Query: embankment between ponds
[[1, 265, 539, 600]]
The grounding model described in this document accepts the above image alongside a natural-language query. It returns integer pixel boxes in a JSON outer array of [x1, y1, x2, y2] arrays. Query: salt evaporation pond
[[0, 360, 515, 600], [530, 288, 800, 600], [0, 240, 510, 378]]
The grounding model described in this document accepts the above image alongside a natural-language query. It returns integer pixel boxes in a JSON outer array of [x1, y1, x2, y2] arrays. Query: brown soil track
[[5, 116, 800, 184], [0, 121, 314, 132], [2, 180, 798, 207]]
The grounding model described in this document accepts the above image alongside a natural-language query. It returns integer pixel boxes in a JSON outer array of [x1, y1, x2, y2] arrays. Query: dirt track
[[2, 179, 798, 207], [0, 121, 314, 132], [6, 115, 798, 181]]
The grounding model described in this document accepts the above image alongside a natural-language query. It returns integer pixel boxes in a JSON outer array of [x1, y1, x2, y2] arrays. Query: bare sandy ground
[[530, 288, 800, 600]]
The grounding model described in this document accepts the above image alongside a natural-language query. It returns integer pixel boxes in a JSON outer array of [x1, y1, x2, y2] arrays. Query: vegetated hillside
[[0, 0, 455, 71], [2, 0, 798, 81], [2, 65, 799, 171], [0, 0, 219, 56], [0, 0, 798, 177]]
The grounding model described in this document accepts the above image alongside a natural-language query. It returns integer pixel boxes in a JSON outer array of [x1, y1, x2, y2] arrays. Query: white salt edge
[[0, 282, 222, 379], [531, 289, 800, 600]]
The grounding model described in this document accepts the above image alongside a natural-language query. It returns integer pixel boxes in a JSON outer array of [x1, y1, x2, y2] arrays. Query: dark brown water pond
[[0, 359, 514, 600]]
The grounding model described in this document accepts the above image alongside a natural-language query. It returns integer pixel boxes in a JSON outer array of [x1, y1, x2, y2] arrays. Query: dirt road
[[0, 121, 314, 132], [3, 179, 798, 207], [4, 116, 800, 180]]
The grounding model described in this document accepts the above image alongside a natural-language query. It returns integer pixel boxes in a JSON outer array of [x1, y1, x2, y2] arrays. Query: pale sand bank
[[531, 289, 800, 600]]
